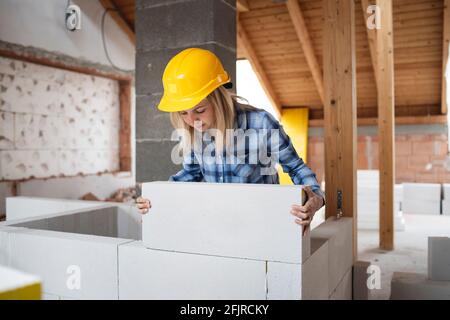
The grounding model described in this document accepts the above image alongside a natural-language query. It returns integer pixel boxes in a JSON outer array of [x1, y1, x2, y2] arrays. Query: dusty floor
[[358, 213, 450, 299]]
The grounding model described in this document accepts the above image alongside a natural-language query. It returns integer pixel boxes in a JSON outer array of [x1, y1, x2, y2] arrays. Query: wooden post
[[377, 0, 395, 251], [323, 0, 357, 259]]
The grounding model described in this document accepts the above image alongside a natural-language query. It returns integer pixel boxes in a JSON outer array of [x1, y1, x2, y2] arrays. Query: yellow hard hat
[[156, 48, 231, 112]]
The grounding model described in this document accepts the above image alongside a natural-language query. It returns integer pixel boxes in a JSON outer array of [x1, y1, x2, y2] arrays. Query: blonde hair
[[170, 86, 258, 154]]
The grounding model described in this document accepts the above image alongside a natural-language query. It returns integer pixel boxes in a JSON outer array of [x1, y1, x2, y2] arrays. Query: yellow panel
[[277, 108, 309, 185], [0, 282, 41, 300]]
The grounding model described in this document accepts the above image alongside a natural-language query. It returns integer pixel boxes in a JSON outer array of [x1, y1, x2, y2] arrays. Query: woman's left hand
[[290, 186, 324, 235]]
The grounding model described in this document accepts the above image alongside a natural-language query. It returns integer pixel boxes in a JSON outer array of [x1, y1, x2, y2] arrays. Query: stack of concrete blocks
[[0, 183, 355, 300], [357, 170, 405, 231], [402, 183, 441, 215], [0, 202, 142, 300], [441, 184, 450, 215], [390, 237, 450, 299]]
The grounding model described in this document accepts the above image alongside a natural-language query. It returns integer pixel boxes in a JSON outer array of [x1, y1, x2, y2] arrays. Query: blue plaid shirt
[[169, 104, 324, 199]]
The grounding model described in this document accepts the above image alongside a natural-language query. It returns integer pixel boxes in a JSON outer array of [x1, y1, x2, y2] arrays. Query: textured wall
[[0, 56, 120, 180], [307, 127, 450, 184]]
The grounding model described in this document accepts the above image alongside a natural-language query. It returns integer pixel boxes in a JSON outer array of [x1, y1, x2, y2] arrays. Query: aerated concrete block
[[403, 183, 441, 201], [6, 197, 104, 221], [443, 184, 450, 200], [311, 217, 353, 296], [353, 260, 371, 300], [402, 199, 441, 215], [390, 272, 450, 300], [118, 241, 267, 300], [0, 227, 133, 299], [428, 237, 450, 281], [329, 268, 352, 300], [442, 201, 450, 215], [42, 293, 59, 300], [301, 238, 329, 300], [142, 182, 309, 263]]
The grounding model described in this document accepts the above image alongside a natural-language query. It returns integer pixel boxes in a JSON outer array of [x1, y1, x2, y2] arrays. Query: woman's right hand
[[136, 197, 151, 214]]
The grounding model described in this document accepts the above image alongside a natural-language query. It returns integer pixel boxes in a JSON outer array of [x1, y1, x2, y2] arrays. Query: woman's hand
[[136, 197, 152, 214], [290, 186, 324, 235]]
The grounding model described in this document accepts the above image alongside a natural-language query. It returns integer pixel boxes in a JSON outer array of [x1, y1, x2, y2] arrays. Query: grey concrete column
[[135, 0, 236, 182]]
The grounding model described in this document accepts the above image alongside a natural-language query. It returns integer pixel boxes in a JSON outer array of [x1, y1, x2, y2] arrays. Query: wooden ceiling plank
[[285, 0, 324, 105]]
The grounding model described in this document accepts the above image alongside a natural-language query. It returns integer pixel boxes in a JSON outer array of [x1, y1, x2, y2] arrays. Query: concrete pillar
[[135, 0, 237, 182]]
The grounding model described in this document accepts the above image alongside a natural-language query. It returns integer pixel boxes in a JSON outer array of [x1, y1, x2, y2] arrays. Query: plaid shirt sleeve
[[262, 112, 325, 199], [169, 151, 204, 182]]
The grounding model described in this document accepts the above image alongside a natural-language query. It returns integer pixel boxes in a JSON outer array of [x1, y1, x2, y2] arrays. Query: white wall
[[0, 0, 136, 216], [0, 0, 135, 70]]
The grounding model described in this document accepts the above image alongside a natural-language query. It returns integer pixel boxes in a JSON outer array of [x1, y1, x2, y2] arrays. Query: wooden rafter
[[377, 0, 395, 251], [99, 0, 136, 45], [237, 0, 250, 12], [442, 0, 450, 114], [237, 20, 282, 118], [286, 0, 324, 105], [361, 0, 379, 90]]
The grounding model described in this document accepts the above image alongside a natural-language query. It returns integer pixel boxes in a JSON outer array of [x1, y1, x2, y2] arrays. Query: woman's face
[[179, 99, 215, 132]]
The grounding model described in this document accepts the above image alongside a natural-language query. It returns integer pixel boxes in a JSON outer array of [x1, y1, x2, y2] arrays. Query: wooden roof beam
[[442, 0, 450, 114], [99, 0, 136, 45], [237, 20, 282, 118], [361, 0, 379, 91], [286, 0, 324, 105]]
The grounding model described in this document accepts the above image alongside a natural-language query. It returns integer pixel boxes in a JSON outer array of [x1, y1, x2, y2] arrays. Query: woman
[[136, 48, 324, 230]]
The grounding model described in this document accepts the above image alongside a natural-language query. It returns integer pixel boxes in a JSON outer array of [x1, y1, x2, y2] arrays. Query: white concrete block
[[42, 293, 60, 300], [442, 201, 450, 215], [142, 182, 309, 263], [329, 268, 352, 300], [443, 184, 450, 200], [311, 217, 353, 295], [6, 197, 105, 221], [395, 184, 403, 203], [0, 150, 59, 180], [403, 183, 441, 201], [353, 261, 371, 300], [1, 227, 132, 299], [0, 111, 14, 149], [301, 238, 329, 300], [4, 204, 118, 237], [266, 239, 328, 300], [116, 204, 142, 240], [266, 262, 301, 300], [14, 113, 61, 149], [428, 237, 450, 281], [390, 272, 450, 300], [118, 241, 267, 300], [402, 199, 440, 215]]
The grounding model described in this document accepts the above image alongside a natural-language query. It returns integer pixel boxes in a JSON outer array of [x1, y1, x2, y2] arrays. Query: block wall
[[0, 56, 121, 180]]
